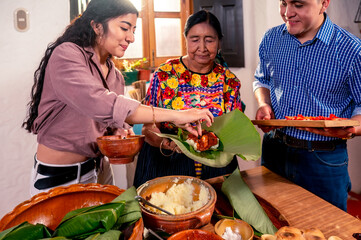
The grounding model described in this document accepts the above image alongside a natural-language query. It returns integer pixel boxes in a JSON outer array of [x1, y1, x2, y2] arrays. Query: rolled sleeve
[[113, 96, 141, 128], [253, 80, 270, 92], [352, 106, 361, 117], [253, 36, 271, 92]]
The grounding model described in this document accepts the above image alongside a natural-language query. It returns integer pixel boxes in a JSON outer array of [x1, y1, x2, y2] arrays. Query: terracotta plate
[[0, 183, 143, 240]]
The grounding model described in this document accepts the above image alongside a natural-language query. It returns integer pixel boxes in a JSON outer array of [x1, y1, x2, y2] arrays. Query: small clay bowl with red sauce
[[168, 229, 223, 240], [97, 135, 145, 164]]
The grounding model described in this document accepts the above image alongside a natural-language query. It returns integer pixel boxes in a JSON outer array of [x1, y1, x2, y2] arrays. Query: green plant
[[122, 58, 148, 72]]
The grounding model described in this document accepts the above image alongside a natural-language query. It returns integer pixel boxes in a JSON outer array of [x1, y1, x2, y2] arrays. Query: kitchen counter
[[206, 166, 361, 239]]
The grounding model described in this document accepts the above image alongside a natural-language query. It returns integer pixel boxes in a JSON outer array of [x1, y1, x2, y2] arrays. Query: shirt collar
[[281, 13, 334, 45], [83, 46, 113, 70]]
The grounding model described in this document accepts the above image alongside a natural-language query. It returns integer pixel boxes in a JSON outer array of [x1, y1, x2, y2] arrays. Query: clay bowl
[[136, 175, 217, 235], [168, 229, 223, 240], [0, 183, 143, 240], [214, 219, 254, 240], [97, 135, 145, 164]]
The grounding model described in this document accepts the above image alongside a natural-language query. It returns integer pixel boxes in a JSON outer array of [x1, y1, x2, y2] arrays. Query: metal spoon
[[147, 228, 165, 240], [135, 195, 174, 215]]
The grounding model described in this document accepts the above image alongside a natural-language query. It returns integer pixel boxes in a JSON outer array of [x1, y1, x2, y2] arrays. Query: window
[[124, 0, 192, 68], [69, 0, 91, 21]]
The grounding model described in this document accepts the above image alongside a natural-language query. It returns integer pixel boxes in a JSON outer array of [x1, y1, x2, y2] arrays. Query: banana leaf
[[52, 202, 125, 239], [0, 222, 51, 240], [40, 237, 70, 240], [111, 186, 142, 229], [84, 230, 121, 240], [155, 109, 261, 167], [221, 168, 278, 235]]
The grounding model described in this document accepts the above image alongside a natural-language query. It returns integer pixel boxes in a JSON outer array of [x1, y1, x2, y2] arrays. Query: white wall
[[0, 0, 69, 218], [0, 0, 360, 219]]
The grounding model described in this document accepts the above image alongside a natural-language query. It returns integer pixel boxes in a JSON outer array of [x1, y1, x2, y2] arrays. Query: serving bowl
[[0, 184, 143, 240], [214, 219, 254, 240], [96, 135, 145, 164], [168, 229, 223, 240], [136, 175, 217, 234]]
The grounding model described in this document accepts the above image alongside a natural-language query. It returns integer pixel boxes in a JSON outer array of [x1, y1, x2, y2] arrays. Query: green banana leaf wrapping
[[221, 169, 278, 235], [52, 202, 125, 239], [84, 230, 121, 240], [52, 186, 141, 239], [111, 186, 142, 229], [40, 237, 70, 240], [0, 222, 51, 240], [156, 109, 261, 167]]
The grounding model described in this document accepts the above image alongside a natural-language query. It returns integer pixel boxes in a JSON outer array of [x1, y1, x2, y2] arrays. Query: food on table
[[261, 226, 343, 240], [285, 114, 345, 121], [146, 178, 210, 215], [303, 228, 325, 239], [185, 130, 220, 152], [275, 226, 304, 240], [221, 226, 243, 240], [261, 234, 276, 240]]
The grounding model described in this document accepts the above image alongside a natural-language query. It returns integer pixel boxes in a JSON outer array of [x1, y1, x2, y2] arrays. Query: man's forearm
[[254, 87, 272, 107]]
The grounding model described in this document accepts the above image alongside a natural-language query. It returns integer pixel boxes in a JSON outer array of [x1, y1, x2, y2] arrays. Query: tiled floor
[[348, 191, 361, 219]]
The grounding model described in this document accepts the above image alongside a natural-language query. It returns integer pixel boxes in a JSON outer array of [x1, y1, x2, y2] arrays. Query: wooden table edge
[[206, 166, 361, 239]]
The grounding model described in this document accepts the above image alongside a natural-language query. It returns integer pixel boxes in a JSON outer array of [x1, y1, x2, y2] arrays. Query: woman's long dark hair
[[22, 0, 138, 132]]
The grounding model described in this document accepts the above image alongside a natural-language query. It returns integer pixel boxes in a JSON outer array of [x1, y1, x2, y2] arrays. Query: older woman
[[133, 10, 243, 187]]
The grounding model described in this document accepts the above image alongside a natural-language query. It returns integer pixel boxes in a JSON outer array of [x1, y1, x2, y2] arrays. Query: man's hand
[[297, 115, 361, 139], [255, 103, 279, 133], [297, 126, 355, 139]]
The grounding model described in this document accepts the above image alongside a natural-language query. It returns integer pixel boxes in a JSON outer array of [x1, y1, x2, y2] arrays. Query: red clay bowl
[[136, 175, 217, 235], [0, 183, 143, 240], [96, 135, 145, 164], [168, 229, 223, 240]]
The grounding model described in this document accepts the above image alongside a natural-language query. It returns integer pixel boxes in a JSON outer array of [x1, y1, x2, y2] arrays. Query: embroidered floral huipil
[[144, 57, 242, 178]]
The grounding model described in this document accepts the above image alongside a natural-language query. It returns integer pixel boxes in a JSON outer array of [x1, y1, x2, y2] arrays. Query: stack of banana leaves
[[0, 186, 141, 240]]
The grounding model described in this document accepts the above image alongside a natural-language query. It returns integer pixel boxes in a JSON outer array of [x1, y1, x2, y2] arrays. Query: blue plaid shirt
[[253, 14, 361, 141]]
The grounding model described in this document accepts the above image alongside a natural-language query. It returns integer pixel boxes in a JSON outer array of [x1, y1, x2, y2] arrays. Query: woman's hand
[[172, 108, 214, 136], [112, 128, 134, 138], [142, 123, 181, 153]]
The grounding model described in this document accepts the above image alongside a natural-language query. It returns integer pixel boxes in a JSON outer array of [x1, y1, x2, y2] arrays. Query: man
[[253, 0, 361, 211]]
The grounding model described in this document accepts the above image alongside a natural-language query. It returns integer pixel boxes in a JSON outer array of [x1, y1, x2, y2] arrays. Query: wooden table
[[205, 166, 361, 239]]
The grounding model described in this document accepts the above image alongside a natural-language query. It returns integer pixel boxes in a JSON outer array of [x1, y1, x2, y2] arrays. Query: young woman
[[23, 0, 213, 195]]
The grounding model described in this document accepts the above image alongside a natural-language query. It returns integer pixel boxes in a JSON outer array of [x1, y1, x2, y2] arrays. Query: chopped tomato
[[285, 114, 345, 120]]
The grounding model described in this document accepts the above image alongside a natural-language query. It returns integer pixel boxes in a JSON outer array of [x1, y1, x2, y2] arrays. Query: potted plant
[[112, 58, 151, 85], [135, 58, 152, 81], [121, 59, 140, 86]]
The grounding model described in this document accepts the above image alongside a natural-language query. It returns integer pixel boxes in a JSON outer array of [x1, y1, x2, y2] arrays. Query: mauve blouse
[[32, 42, 140, 157]]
